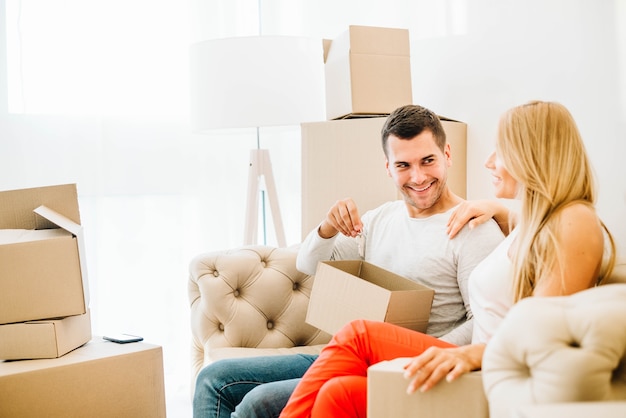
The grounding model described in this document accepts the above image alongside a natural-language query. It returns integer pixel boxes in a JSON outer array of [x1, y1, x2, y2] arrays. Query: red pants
[[279, 319, 457, 418]]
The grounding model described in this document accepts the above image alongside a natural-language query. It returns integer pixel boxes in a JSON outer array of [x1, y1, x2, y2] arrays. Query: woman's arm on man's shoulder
[[447, 199, 515, 238]]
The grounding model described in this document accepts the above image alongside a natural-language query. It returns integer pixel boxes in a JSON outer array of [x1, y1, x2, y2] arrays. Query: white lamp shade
[[190, 36, 326, 132]]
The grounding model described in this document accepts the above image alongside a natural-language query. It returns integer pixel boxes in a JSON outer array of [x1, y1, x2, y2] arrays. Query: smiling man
[[193, 104, 505, 418]]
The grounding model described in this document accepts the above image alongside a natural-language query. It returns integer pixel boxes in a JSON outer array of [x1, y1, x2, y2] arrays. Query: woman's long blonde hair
[[497, 101, 616, 301]]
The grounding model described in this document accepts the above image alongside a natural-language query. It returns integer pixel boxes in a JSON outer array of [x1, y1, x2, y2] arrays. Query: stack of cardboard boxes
[[0, 184, 166, 417], [0, 183, 91, 360], [302, 26, 468, 336], [301, 25, 467, 239]]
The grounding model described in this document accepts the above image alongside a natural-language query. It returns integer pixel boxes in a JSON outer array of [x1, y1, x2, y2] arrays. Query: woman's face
[[485, 151, 518, 199]]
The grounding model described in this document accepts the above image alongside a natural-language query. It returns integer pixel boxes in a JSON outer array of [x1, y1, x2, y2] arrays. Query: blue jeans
[[193, 354, 318, 418]]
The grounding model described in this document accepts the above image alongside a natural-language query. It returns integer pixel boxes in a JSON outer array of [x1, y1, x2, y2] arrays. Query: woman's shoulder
[[558, 201, 598, 223], [555, 201, 602, 243]]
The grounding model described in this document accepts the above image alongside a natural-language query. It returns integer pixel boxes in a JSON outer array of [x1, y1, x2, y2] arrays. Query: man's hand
[[318, 198, 363, 239], [402, 344, 485, 393]]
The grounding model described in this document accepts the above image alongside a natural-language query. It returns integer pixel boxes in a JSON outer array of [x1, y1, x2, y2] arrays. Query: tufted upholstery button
[[233, 289, 240, 297], [267, 321, 274, 329], [218, 323, 224, 331], [261, 260, 267, 268], [293, 282, 299, 291], [213, 270, 219, 277]]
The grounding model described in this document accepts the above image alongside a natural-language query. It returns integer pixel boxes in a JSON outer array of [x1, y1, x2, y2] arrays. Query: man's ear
[[385, 159, 392, 177], [445, 143, 452, 167]]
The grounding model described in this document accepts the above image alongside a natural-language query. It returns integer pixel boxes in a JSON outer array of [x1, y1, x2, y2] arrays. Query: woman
[[278, 100, 616, 418]]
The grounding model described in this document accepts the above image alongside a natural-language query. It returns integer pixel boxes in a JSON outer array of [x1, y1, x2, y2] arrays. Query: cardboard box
[[324, 25, 413, 120], [306, 260, 434, 335], [301, 116, 467, 240], [368, 357, 487, 418], [0, 339, 166, 418], [0, 184, 89, 324], [0, 310, 92, 360]]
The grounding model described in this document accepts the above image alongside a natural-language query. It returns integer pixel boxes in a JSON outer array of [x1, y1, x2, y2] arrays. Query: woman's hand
[[447, 200, 511, 238], [402, 344, 485, 393]]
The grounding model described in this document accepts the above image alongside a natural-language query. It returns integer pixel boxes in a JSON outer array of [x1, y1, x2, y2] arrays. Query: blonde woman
[[279, 100, 616, 418]]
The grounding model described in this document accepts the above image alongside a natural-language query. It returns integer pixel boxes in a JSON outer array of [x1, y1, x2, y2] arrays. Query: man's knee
[[233, 379, 301, 418], [195, 359, 235, 392]]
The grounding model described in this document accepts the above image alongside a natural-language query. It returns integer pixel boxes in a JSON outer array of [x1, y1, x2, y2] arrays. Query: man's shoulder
[[459, 218, 505, 241]]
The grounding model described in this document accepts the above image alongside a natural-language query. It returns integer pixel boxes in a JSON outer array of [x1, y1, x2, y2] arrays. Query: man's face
[[385, 131, 451, 217]]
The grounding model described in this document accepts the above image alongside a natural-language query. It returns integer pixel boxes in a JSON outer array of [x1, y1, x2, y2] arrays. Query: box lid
[[0, 184, 80, 230]]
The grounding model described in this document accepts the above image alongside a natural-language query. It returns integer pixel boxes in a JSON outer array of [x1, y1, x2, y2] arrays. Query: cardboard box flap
[[386, 291, 433, 329], [0, 184, 80, 230], [33, 205, 82, 237], [306, 262, 392, 333], [358, 262, 429, 291], [347, 25, 410, 57], [33, 205, 90, 308]]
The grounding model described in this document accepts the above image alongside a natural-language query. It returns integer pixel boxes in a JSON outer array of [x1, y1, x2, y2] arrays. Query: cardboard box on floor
[[324, 25, 413, 120], [0, 339, 166, 418], [0, 184, 89, 325], [300, 116, 467, 240], [306, 260, 434, 336], [0, 310, 92, 360]]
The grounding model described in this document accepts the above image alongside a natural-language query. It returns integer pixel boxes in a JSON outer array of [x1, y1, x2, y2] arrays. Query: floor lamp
[[190, 36, 325, 247]]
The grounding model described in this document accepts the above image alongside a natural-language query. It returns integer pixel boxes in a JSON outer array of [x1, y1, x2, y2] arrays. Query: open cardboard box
[[0, 184, 89, 325], [324, 25, 413, 120], [306, 260, 434, 335]]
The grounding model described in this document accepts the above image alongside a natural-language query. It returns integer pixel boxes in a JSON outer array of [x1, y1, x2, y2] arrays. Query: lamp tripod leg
[[243, 149, 287, 248]]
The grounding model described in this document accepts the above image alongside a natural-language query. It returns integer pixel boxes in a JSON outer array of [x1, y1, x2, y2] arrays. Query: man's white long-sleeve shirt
[[297, 200, 504, 346]]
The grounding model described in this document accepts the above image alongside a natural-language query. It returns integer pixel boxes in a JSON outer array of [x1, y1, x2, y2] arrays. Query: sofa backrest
[[603, 260, 626, 285]]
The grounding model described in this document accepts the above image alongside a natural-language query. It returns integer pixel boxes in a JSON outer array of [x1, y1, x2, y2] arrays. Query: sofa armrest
[[367, 357, 487, 418], [188, 245, 331, 380], [482, 284, 626, 418]]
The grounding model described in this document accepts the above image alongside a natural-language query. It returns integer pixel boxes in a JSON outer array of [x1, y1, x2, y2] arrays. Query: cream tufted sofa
[[482, 281, 626, 417], [188, 245, 331, 393], [189, 246, 626, 416]]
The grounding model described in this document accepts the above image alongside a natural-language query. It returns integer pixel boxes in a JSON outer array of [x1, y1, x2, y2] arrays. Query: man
[[193, 104, 504, 418]]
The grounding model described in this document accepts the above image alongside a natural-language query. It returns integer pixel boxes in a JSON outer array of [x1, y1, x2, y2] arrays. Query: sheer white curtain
[[2, 1, 625, 414]]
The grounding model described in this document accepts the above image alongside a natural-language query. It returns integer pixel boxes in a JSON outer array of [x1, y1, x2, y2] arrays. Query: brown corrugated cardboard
[[0, 184, 89, 325], [0, 183, 80, 229], [324, 25, 413, 120], [0, 310, 92, 360], [300, 116, 467, 240], [368, 357, 487, 418], [0, 339, 166, 418], [306, 260, 434, 335]]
